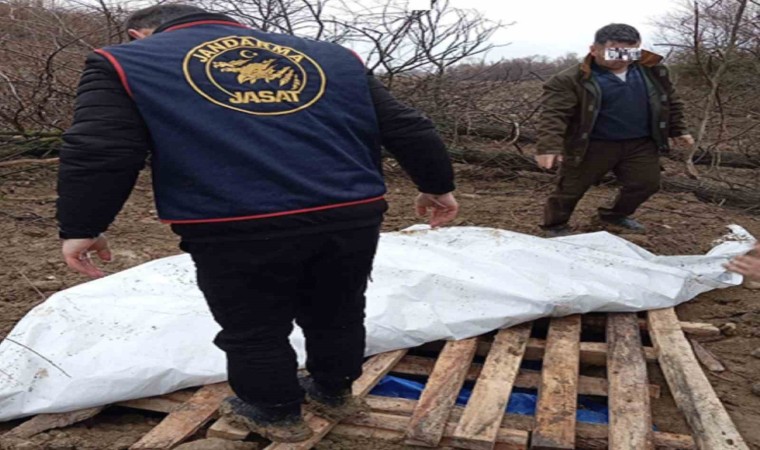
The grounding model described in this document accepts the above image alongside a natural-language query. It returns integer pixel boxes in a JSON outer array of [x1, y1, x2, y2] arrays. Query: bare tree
[[655, 0, 759, 177]]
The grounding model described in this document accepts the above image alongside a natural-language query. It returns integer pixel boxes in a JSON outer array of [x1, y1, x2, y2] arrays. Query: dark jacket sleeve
[[536, 72, 579, 156], [56, 52, 151, 239], [662, 66, 689, 138], [368, 75, 455, 195]]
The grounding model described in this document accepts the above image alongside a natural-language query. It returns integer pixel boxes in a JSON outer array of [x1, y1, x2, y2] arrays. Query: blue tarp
[[370, 375, 610, 424]]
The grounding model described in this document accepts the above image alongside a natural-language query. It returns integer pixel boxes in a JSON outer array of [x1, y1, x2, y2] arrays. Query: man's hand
[[535, 154, 563, 170], [62, 235, 112, 278], [725, 244, 760, 281], [670, 134, 695, 148], [415, 192, 459, 228]]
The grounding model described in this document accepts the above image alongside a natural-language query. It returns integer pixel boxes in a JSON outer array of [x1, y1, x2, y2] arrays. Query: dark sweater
[[590, 63, 651, 141]]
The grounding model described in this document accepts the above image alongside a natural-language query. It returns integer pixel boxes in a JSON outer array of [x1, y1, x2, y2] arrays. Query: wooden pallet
[[2, 309, 747, 450]]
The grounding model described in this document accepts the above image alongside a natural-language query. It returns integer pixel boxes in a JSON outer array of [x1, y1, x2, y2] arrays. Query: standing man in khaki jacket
[[536, 24, 694, 236]]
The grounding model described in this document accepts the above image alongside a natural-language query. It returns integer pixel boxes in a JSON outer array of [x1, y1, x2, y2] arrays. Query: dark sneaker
[[298, 375, 369, 421], [598, 216, 646, 233], [219, 397, 313, 443], [542, 224, 573, 238]]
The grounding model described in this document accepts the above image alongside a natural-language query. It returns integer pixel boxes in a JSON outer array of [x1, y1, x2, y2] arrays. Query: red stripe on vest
[[93, 49, 133, 98], [160, 196, 386, 224]]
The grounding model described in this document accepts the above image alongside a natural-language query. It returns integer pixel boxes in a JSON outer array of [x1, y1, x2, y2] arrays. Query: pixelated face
[[590, 41, 641, 71]]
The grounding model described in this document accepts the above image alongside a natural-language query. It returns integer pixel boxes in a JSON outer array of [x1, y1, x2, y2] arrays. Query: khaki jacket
[[536, 51, 688, 166]]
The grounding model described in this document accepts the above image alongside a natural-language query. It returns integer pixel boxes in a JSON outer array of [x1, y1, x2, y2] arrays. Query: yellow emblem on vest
[[183, 35, 326, 115]]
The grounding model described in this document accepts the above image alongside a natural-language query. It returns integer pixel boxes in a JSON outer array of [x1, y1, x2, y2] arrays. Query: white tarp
[[0, 225, 755, 421]]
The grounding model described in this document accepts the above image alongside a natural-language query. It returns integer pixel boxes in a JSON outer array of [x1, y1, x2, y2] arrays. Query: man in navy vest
[[535, 24, 693, 237], [56, 4, 458, 442]]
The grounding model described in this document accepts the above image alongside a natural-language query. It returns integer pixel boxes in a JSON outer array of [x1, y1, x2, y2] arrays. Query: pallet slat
[[6, 406, 105, 439], [647, 308, 749, 450], [531, 315, 581, 450], [393, 355, 661, 398], [349, 411, 528, 449], [452, 324, 532, 450], [606, 313, 654, 450], [118, 391, 196, 414], [130, 383, 232, 450], [362, 396, 696, 449], [404, 338, 479, 447]]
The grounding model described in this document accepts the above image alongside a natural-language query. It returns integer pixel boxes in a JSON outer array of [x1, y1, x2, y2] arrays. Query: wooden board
[[582, 315, 721, 337], [606, 313, 653, 450], [130, 383, 232, 450], [689, 339, 726, 372], [425, 338, 657, 366], [262, 349, 408, 450], [404, 338, 479, 447], [648, 308, 748, 450], [452, 324, 532, 450], [118, 391, 196, 414], [531, 315, 581, 450], [348, 411, 528, 449], [392, 355, 660, 398], [359, 396, 696, 449], [6, 406, 105, 439]]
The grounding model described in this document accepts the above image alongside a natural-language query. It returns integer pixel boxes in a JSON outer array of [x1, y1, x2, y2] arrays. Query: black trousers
[[182, 226, 380, 408], [544, 137, 661, 228]]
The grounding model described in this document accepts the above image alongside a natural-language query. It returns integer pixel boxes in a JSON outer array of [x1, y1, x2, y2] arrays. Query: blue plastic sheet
[[370, 375, 609, 424]]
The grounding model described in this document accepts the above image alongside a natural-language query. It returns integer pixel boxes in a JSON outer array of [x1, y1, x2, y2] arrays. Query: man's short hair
[[594, 24, 641, 45], [125, 4, 207, 31]]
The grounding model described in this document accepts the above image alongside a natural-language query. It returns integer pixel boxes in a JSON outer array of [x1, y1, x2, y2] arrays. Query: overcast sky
[[419, 0, 683, 60]]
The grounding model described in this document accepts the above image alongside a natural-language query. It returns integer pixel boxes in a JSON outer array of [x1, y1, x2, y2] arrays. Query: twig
[[0, 157, 59, 168], [17, 270, 46, 301]]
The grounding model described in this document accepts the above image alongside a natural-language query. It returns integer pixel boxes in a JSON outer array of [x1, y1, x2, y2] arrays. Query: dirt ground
[[1, 162, 759, 449]]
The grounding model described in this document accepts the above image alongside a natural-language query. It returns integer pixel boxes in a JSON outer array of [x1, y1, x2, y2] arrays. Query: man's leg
[[295, 225, 380, 411], [184, 239, 312, 421], [543, 141, 621, 229], [601, 138, 661, 219]]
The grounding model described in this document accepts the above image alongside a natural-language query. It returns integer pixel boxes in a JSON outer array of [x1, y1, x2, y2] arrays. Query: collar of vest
[[579, 50, 664, 80], [154, 12, 247, 35]]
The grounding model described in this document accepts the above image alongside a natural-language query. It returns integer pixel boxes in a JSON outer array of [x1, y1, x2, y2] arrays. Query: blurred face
[[590, 40, 641, 72]]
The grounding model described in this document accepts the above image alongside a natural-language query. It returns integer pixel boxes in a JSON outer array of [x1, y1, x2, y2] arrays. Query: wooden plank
[[404, 338, 479, 447], [130, 383, 232, 450], [118, 391, 196, 414], [452, 324, 532, 450], [648, 308, 749, 450], [424, 339, 657, 366], [393, 355, 660, 398], [360, 397, 696, 449], [260, 349, 407, 450], [583, 316, 721, 337], [527, 339, 657, 365], [6, 406, 105, 439], [606, 313, 653, 450], [689, 339, 726, 372], [346, 412, 528, 449], [531, 315, 580, 450]]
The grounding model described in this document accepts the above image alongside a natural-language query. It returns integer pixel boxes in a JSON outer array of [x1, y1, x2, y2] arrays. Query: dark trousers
[[182, 226, 380, 409], [544, 138, 661, 228]]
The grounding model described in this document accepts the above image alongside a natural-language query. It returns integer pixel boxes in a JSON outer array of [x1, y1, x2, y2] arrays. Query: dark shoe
[[542, 224, 573, 238], [298, 374, 369, 421], [598, 215, 646, 233], [219, 397, 313, 443]]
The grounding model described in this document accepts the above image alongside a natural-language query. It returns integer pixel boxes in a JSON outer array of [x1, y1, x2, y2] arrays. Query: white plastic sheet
[[0, 226, 754, 421]]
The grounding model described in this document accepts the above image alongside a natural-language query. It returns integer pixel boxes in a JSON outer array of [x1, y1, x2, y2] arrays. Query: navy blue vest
[[98, 20, 386, 223]]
